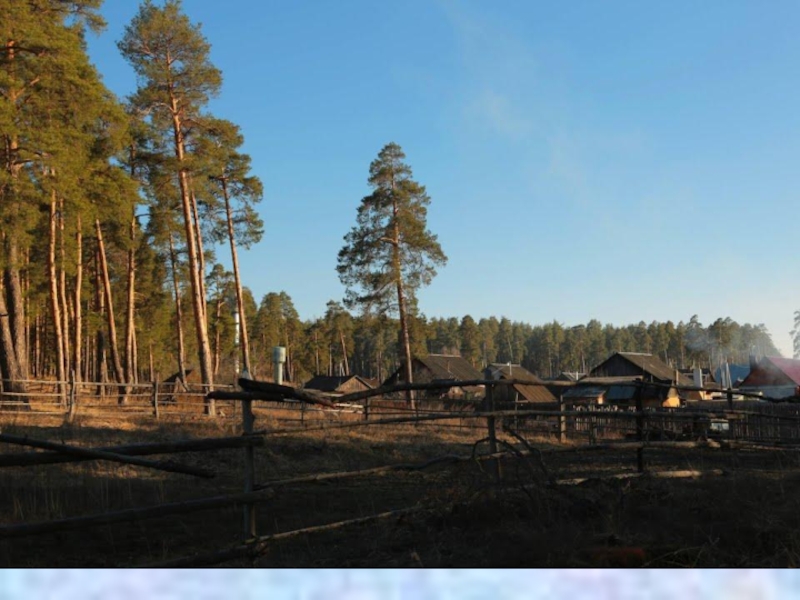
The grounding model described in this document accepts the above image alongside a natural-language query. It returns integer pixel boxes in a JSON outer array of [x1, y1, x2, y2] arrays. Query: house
[[739, 356, 800, 400], [586, 352, 690, 408], [303, 374, 374, 396], [382, 354, 484, 400], [486, 363, 556, 405]]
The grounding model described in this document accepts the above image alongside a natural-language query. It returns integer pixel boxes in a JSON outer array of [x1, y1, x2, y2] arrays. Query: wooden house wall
[[592, 354, 645, 379], [338, 377, 371, 394]]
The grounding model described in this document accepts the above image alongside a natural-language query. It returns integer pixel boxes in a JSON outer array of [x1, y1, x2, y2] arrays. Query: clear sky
[[83, 1, 800, 357], [1, 569, 797, 599]]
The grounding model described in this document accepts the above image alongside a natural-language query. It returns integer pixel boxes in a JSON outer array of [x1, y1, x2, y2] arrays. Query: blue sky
[[2, 569, 798, 599], [84, 1, 800, 356]]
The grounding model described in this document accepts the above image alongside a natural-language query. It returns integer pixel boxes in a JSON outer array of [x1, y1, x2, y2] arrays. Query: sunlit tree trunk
[[168, 231, 188, 387], [220, 176, 251, 375], [95, 219, 126, 403], [48, 197, 66, 394]]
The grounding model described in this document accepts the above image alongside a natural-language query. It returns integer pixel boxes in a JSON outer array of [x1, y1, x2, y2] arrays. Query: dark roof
[[591, 352, 692, 386], [303, 375, 373, 393], [488, 363, 556, 403], [765, 357, 800, 385], [742, 356, 800, 387], [416, 354, 483, 382]]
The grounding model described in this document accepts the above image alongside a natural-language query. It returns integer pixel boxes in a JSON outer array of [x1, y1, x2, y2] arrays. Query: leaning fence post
[[635, 382, 645, 473]]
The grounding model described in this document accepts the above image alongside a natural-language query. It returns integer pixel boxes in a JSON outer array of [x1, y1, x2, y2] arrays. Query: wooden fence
[[1, 377, 800, 566]]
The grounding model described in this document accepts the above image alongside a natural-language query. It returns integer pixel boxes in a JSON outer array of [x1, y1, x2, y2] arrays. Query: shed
[[487, 363, 556, 404]]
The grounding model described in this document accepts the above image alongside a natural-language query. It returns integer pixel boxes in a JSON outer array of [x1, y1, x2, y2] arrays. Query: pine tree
[[119, 0, 223, 410], [0, 0, 130, 395], [196, 118, 264, 377], [337, 143, 447, 405]]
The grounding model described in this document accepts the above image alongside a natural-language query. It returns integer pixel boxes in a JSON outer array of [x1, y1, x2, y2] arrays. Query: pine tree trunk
[[58, 197, 71, 382], [73, 215, 82, 384], [94, 250, 106, 397], [4, 240, 28, 391], [190, 189, 208, 325], [124, 214, 136, 385], [170, 106, 214, 414], [391, 200, 414, 409], [0, 279, 27, 400], [95, 219, 126, 404], [48, 198, 66, 396], [221, 177, 252, 375], [340, 329, 349, 376], [213, 295, 222, 377], [168, 231, 188, 387]]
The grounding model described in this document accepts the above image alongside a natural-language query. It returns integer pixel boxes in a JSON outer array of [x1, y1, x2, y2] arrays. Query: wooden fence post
[[152, 380, 160, 420], [242, 394, 257, 542], [67, 371, 77, 421], [363, 396, 370, 422], [635, 383, 645, 473], [484, 376, 501, 483], [558, 395, 567, 443]]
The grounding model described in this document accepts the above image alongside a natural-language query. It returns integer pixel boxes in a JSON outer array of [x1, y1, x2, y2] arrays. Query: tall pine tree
[[337, 143, 447, 405]]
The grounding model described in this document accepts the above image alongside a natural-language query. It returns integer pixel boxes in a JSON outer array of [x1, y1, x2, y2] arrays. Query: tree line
[[0, 1, 782, 407], [241, 305, 780, 383]]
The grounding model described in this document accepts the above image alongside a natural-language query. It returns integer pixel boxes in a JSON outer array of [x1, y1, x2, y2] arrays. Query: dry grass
[[2, 405, 800, 567]]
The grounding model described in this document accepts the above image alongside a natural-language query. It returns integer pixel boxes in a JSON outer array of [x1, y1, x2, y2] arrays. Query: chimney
[[694, 366, 703, 388], [749, 354, 759, 370]]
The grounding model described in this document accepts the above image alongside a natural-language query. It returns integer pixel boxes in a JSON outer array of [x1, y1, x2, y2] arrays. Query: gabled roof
[[591, 352, 692, 386], [416, 354, 483, 382], [303, 374, 373, 393], [488, 363, 556, 403], [742, 356, 800, 387]]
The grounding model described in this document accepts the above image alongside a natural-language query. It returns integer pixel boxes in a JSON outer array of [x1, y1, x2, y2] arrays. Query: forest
[[0, 1, 781, 395]]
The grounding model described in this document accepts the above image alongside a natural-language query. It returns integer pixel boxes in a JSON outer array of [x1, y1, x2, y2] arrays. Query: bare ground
[[1, 405, 800, 567]]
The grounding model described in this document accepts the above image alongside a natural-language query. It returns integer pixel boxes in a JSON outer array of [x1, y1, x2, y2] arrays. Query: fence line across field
[[2, 375, 800, 567]]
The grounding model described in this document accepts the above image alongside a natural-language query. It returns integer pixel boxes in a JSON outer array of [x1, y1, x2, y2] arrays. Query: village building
[[486, 363, 556, 405], [739, 356, 800, 400], [303, 374, 374, 397], [578, 352, 692, 408], [382, 354, 484, 400]]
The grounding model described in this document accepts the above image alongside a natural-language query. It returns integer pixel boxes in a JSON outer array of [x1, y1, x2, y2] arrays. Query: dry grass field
[[2, 401, 800, 567]]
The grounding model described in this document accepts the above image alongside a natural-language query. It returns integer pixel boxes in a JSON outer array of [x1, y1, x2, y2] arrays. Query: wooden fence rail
[[2, 376, 800, 567]]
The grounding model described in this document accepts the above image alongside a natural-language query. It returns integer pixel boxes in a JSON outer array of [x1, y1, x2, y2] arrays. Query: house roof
[[488, 363, 556, 403], [745, 356, 800, 387], [416, 354, 483, 382], [715, 364, 751, 386], [591, 352, 692, 386], [303, 374, 373, 393]]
